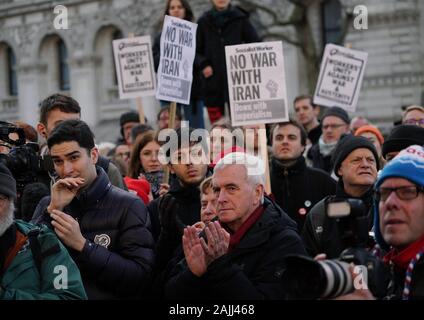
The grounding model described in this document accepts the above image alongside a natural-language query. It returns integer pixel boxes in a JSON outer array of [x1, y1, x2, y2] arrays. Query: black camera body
[[0, 121, 50, 195], [282, 198, 389, 299]]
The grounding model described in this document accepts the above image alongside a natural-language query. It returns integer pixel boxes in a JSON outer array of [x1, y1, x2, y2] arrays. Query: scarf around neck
[[318, 136, 337, 157], [384, 234, 424, 271]]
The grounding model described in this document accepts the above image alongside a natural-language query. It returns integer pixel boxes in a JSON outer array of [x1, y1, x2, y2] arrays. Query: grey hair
[[214, 152, 265, 204], [0, 200, 15, 237]]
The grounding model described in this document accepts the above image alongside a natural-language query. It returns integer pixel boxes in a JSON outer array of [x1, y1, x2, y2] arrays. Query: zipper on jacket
[[283, 168, 290, 197]]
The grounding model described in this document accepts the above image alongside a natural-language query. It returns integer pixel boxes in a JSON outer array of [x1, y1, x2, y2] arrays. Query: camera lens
[[318, 260, 353, 299], [282, 255, 354, 299]]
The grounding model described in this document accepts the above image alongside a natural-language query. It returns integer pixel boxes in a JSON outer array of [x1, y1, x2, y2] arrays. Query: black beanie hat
[[0, 164, 16, 199], [322, 106, 351, 124], [119, 111, 140, 127], [332, 134, 380, 177], [382, 125, 424, 158]]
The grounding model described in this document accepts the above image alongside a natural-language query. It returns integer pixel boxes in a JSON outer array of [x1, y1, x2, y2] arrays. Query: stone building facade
[[0, 0, 423, 141]]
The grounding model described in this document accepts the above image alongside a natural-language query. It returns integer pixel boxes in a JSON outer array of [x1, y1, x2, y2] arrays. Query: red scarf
[[227, 205, 265, 252], [383, 234, 424, 271]]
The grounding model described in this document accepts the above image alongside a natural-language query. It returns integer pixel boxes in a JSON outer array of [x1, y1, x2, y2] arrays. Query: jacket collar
[[233, 197, 297, 251], [271, 156, 306, 175], [73, 166, 111, 207], [336, 180, 374, 206]]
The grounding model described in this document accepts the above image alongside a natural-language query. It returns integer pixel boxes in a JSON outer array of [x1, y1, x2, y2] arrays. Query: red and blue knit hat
[[374, 145, 424, 250]]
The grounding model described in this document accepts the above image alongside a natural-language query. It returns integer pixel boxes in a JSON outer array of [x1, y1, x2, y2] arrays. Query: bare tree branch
[[238, 0, 303, 27], [263, 32, 301, 47], [336, 12, 354, 45]]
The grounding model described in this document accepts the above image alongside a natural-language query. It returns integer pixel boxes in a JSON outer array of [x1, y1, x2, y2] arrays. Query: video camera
[[282, 198, 389, 299], [0, 121, 51, 196]]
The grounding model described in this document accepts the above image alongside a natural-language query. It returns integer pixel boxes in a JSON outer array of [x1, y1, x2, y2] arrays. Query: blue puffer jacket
[[31, 167, 155, 299]]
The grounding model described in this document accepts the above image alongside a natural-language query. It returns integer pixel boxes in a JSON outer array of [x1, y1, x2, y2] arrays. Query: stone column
[[16, 63, 47, 126], [68, 55, 100, 127]]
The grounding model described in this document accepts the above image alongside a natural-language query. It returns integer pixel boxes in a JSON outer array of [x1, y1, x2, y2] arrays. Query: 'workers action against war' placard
[[225, 41, 289, 127], [113, 35, 156, 99], [156, 15, 197, 105], [314, 43, 368, 112]]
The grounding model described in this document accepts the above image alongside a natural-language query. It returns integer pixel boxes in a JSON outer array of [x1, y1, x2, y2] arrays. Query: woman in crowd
[[153, 0, 205, 129], [127, 131, 168, 200]]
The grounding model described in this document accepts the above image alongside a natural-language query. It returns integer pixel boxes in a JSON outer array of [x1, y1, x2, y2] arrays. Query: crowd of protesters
[[1, 0, 424, 301]]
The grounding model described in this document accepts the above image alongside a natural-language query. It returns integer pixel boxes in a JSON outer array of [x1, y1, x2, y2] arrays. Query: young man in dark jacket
[[196, 0, 260, 123], [36, 93, 127, 191], [269, 120, 336, 231], [31, 120, 155, 299], [164, 152, 306, 300], [302, 135, 379, 259], [148, 127, 209, 272]]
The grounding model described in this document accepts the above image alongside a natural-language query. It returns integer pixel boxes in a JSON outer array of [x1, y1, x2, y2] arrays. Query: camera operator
[[324, 144, 424, 300], [302, 135, 379, 258], [0, 121, 50, 220]]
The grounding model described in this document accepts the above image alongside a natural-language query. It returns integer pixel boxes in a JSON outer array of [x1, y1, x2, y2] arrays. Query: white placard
[[313, 43, 368, 112], [225, 41, 289, 127], [113, 36, 156, 99], [156, 15, 197, 105]]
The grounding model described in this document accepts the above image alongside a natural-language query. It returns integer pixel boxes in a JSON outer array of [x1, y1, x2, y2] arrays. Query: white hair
[[0, 200, 15, 237], [214, 152, 265, 203]]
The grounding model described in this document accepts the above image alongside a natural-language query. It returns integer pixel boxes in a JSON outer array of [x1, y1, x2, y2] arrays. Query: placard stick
[[127, 32, 145, 124], [162, 101, 178, 185], [169, 101, 177, 129], [259, 124, 271, 195]]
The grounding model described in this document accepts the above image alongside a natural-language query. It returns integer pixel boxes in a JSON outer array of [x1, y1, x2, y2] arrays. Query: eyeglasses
[[375, 185, 424, 201], [322, 124, 346, 130], [403, 119, 424, 126]]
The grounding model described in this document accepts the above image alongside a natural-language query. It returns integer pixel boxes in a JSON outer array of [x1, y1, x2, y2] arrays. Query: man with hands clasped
[[32, 120, 155, 299], [164, 152, 306, 300]]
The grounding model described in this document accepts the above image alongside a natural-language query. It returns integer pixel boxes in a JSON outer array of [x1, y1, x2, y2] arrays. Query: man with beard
[[0, 164, 86, 300]]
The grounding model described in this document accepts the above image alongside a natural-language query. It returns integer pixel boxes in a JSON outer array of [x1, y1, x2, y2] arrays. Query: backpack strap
[[27, 229, 42, 276], [27, 228, 61, 280]]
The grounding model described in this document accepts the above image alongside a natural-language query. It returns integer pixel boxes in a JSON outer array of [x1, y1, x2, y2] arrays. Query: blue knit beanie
[[373, 145, 424, 250]]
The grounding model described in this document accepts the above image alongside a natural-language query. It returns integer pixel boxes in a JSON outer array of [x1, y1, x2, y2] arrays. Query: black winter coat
[[270, 156, 336, 231], [164, 198, 307, 300], [196, 5, 260, 107], [148, 178, 201, 273], [301, 180, 375, 259], [31, 167, 155, 299], [385, 257, 424, 299]]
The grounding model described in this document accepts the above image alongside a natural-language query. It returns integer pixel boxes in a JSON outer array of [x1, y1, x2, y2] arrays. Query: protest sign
[[225, 41, 289, 127], [113, 35, 156, 99], [314, 43, 368, 112], [156, 15, 197, 105]]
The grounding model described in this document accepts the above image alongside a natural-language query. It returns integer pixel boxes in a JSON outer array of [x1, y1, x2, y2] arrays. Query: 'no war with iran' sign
[[225, 41, 289, 127], [314, 43, 368, 112], [113, 35, 156, 99], [156, 15, 197, 105]]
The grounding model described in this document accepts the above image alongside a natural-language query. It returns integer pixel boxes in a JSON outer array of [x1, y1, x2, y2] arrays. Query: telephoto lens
[[282, 255, 353, 300]]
